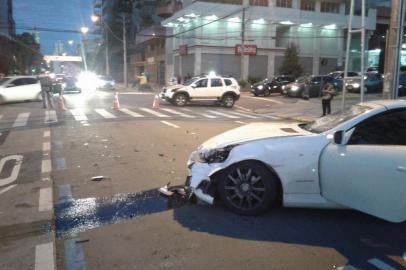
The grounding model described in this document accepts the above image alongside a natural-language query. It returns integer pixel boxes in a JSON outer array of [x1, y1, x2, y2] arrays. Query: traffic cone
[[152, 94, 160, 109], [112, 92, 120, 110], [58, 95, 66, 111]]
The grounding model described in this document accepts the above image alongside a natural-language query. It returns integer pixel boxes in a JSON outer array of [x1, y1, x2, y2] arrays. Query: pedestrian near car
[[321, 83, 335, 116], [37, 72, 55, 109]]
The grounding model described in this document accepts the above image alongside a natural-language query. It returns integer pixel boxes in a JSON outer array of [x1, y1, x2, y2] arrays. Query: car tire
[[218, 161, 279, 216], [222, 94, 235, 108], [265, 89, 271, 97], [173, 93, 187, 106], [254, 93, 258, 97]]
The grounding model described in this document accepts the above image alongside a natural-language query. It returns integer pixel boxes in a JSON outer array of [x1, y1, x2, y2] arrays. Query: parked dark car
[[346, 73, 383, 93], [283, 75, 327, 98], [251, 75, 294, 96], [397, 72, 406, 97], [97, 75, 115, 90], [325, 71, 360, 92]]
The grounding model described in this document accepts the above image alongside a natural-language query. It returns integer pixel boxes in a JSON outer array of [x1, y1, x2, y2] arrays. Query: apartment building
[[162, 0, 377, 81]]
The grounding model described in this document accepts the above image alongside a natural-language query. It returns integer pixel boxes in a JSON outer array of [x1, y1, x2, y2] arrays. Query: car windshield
[[184, 78, 198, 86], [300, 105, 371, 133], [0, 77, 11, 85]]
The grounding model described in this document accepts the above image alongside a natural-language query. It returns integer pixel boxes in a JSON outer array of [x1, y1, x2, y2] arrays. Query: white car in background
[[186, 100, 406, 223], [0, 76, 42, 104]]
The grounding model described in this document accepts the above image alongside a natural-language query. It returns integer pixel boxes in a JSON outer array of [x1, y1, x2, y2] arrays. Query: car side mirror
[[333, 130, 344, 145], [7, 83, 15, 88], [190, 83, 196, 88]]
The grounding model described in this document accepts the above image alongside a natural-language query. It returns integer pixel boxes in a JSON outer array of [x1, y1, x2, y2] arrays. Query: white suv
[[160, 76, 240, 108]]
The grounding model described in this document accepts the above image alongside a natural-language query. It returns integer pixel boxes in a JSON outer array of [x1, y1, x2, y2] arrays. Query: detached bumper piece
[[158, 182, 188, 198]]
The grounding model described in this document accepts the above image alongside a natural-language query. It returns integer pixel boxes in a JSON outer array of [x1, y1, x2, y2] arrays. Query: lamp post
[[80, 27, 89, 71]]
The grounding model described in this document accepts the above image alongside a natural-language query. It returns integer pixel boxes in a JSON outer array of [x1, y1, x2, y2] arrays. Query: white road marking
[[94, 108, 117, 119], [234, 105, 252, 112], [35, 242, 55, 270], [70, 109, 88, 121], [235, 121, 246, 124], [43, 142, 51, 152], [161, 108, 195, 118], [140, 107, 169, 118], [337, 266, 359, 270], [44, 110, 57, 123], [368, 258, 397, 270], [180, 108, 217, 119], [160, 121, 180, 128], [209, 110, 239, 119], [0, 184, 17, 196], [119, 108, 144, 118], [13, 112, 30, 127], [43, 129, 51, 138], [246, 96, 284, 104], [228, 111, 259, 119], [39, 187, 53, 212], [41, 159, 52, 174], [0, 155, 23, 187]]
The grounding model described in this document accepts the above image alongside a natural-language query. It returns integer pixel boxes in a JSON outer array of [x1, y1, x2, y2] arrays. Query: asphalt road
[[0, 89, 404, 270]]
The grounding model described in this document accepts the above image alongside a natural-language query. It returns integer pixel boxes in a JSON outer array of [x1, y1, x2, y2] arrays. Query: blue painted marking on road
[[58, 184, 73, 204], [56, 157, 66, 170], [54, 141, 63, 150], [64, 239, 87, 270]]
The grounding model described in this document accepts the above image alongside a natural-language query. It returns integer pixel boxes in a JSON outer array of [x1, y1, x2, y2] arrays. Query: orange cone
[[112, 92, 120, 110], [152, 94, 160, 109], [58, 95, 66, 111]]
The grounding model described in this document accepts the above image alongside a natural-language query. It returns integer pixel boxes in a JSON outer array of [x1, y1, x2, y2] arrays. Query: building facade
[[162, 0, 377, 82], [0, 0, 16, 74]]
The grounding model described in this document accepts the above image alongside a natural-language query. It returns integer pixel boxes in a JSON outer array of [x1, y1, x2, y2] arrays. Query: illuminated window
[[321, 1, 340, 13], [276, 0, 292, 8], [250, 0, 268, 6], [300, 0, 315, 11]]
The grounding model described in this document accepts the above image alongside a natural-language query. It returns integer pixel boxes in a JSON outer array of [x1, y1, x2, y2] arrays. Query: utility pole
[[382, 0, 405, 99], [240, 7, 246, 81], [106, 30, 110, 76], [122, 14, 128, 88]]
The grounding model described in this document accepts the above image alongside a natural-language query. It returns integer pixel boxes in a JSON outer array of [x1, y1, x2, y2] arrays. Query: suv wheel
[[174, 93, 187, 106], [222, 94, 235, 108]]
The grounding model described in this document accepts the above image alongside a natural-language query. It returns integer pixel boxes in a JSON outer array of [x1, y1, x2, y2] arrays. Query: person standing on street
[[38, 71, 55, 109], [321, 83, 335, 116]]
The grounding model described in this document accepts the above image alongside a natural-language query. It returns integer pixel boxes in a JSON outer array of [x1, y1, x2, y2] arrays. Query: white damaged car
[[186, 100, 406, 222]]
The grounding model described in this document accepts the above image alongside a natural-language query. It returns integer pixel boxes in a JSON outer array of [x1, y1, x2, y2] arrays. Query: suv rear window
[[224, 79, 232, 86]]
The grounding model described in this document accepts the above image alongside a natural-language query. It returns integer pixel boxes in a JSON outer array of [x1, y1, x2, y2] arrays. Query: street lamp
[[68, 40, 74, 45], [80, 27, 89, 34], [91, 15, 99, 23]]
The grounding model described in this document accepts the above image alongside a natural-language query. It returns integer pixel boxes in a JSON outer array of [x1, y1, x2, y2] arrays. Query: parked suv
[[160, 76, 240, 108]]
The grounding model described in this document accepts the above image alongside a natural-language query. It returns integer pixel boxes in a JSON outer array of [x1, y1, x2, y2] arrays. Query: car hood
[[200, 122, 312, 150], [165, 84, 185, 90]]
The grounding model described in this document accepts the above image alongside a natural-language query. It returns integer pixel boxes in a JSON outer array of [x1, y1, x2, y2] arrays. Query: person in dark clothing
[[321, 83, 335, 116], [37, 72, 55, 109]]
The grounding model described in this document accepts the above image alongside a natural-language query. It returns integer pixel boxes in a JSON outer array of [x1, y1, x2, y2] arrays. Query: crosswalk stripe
[[45, 110, 57, 123], [13, 113, 30, 127], [119, 108, 144, 118], [367, 258, 397, 270], [161, 108, 195, 118], [181, 108, 217, 119], [70, 109, 88, 121], [228, 111, 259, 119], [209, 110, 239, 119], [139, 108, 169, 118], [94, 109, 117, 119]]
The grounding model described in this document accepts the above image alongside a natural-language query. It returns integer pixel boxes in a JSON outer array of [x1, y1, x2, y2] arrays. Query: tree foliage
[[279, 44, 303, 78]]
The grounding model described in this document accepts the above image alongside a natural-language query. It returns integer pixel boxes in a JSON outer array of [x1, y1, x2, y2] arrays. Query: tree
[[14, 33, 42, 74], [279, 44, 303, 78]]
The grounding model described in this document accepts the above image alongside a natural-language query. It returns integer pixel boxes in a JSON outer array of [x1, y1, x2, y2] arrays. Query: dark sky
[[13, 0, 94, 55]]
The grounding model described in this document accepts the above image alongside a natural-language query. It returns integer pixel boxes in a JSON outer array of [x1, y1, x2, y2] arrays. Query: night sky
[[13, 0, 94, 55]]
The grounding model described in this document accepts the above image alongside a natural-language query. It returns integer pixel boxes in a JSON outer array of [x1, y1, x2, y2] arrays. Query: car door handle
[[397, 166, 406, 172]]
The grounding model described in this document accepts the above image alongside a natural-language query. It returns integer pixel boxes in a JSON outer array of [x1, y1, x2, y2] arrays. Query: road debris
[[91, 176, 111, 182]]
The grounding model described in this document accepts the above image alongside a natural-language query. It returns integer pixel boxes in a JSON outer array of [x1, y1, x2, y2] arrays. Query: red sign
[[179, 45, 188, 56], [235, 44, 257, 56]]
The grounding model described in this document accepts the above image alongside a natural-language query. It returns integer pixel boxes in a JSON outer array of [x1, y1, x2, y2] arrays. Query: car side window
[[224, 79, 232, 86], [210, 79, 223, 87], [195, 79, 208, 88], [348, 110, 406, 145], [10, 78, 26, 87], [25, 78, 38, 85]]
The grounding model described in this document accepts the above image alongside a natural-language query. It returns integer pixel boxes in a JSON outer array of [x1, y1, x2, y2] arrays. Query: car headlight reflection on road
[[257, 85, 264, 90], [291, 85, 299, 91], [194, 145, 239, 164]]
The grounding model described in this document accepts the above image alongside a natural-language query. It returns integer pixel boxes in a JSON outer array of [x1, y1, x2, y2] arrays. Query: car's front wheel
[[218, 161, 278, 215], [222, 94, 235, 108], [173, 93, 187, 106]]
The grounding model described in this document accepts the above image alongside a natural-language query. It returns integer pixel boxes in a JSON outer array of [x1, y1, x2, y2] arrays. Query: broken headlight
[[199, 145, 238, 164]]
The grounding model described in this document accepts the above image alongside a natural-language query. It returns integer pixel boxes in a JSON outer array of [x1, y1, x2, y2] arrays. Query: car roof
[[362, 99, 406, 110]]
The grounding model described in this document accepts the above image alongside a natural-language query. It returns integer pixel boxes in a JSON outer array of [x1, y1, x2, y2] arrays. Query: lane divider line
[[367, 258, 397, 270], [35, 242, 55, 270], [39, 187, 53, 212], [13, 112, 30, 127], [160, 121, 180, 128], [0, 184, 17, 196]]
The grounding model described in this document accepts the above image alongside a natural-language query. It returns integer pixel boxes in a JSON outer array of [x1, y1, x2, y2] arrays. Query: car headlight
[[273, 85, 278, 88], [282, 85, 286, 90], [291, 85, 299, 91], [192, 145, 238, 164], [353, 83, 360, 88], [62, 83, 67, 88], [257, 85, 264, 90]]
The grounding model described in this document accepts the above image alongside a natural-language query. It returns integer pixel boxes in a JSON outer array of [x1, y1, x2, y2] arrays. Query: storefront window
[[276, 0, 292, 8], [250, 0, 268, 6], [300, 0, 315, 11], [321, 1, 340, 13]]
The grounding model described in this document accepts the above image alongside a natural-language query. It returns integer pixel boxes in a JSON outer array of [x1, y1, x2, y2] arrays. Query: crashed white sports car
[[186, 100, 406, 223]]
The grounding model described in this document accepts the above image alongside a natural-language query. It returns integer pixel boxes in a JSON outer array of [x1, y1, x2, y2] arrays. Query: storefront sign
[[179, 45, 188, 56], [235, 44, 257, 56]]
